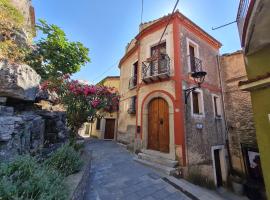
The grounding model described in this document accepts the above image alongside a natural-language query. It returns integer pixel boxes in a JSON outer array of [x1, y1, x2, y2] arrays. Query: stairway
[[133, 151, 179, 175]]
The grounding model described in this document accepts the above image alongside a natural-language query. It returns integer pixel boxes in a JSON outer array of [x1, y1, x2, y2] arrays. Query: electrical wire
[[158, 0, 180, 45], [141, 0, 144, 24], [93, 0, 179, 83], [92, 61, 119, 83]]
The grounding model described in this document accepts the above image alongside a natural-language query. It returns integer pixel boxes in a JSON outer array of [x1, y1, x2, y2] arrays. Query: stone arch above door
[[141, 91, 176, 160]]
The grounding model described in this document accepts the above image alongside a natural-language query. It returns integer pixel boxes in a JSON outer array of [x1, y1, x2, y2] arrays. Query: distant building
[[118, 11, 227, 186], [80, 76, 120, 140], [220, 51, 264, 184], [236, 0, 270, 198]]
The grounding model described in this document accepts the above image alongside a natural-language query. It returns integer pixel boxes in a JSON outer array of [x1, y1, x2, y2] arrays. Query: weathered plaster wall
[[180, 26, 220, 84], [250, 87, 270, 199], [246, 45, 270, 79], [220, 51, 257, 173], [118, 52, 138, 144], [180, 26, 226, 180], [102, 78, 120, 90], [245, 45, 270, 198]]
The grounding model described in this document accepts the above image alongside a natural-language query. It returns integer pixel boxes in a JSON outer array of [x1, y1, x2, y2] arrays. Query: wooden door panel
[[104, 119, 115, 139], [158, 98, 169, 153], [214, 149, 223, 187], [148, 98, 169, 153], [148, 99, 159, 150]]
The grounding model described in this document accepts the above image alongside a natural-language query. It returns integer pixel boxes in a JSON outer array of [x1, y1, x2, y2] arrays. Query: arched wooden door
[[148, 98, 169, 153]]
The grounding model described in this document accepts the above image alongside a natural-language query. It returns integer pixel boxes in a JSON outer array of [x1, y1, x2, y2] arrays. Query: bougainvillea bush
[[41, 75, 119, 137]]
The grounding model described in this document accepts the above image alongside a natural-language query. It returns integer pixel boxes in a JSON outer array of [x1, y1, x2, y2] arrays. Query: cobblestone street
[[85, 140, 191, 200]]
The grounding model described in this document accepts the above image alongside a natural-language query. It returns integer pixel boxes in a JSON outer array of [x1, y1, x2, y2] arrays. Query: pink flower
[[89, 86, 97, 94], [91, 99, 100, 108], [63, 74, 70, 80], [40, 81, 49, 90], [69, 84, 75, 91]]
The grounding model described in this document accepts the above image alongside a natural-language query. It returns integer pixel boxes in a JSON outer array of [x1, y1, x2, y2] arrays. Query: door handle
[[160, 119, 163, 125]]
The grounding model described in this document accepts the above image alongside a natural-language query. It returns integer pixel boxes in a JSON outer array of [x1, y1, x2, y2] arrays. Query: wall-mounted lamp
[[184, 70, 207, 104]]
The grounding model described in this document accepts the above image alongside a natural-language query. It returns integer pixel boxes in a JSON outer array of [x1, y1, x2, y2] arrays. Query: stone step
[[133, 156, 178, 176], [138, 152, 178, 168]]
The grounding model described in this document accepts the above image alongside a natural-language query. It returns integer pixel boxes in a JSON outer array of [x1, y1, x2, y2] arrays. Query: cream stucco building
[[118, 11, 227, 186]]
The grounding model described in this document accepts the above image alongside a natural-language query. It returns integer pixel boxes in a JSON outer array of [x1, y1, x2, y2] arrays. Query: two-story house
[[79, 76, 120, 140], [118, 11, 227, 186]]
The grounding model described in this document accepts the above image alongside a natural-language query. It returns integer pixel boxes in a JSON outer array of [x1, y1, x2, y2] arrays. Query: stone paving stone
[[151, 188, 173, 200], [147, 172, 162, 180], [165, 185, 178, 193], [141, 196, 156, 200], [121, 192, 140, 200], [124, 178, 142, 186], [84, 140, 191, 200], [135, 186, 161, 198]]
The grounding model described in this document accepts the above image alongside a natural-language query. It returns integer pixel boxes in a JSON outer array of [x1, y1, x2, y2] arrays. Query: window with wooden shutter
[[128, 96, 136, 114], [189, 45, 196, 72], [191, 90, 204, 116], [213, 95, 221, 117], [192, 91, 200, 114], [186, 38, 200, 73], [96, 118, 101, 130]]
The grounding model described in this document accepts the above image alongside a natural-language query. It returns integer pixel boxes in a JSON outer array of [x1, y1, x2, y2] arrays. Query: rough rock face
[[37, 110, 68, 146], [36, 90, 59, 103], [35, 100, 69, 146], [0, 111, 44, 161], [0, 60, 41, 101], [0, 98, 69, 161]]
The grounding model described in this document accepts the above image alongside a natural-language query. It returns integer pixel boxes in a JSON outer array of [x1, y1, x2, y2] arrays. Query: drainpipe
[[216, 55, 233, 174], [115, 111, 119, 141]]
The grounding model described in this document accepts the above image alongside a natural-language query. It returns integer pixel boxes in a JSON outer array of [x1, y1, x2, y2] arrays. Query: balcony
[[236, 0, 254, 47], [142, 54, 170, 83], [129, 76, 137, 89], [188, 55, 203, 73], [127, 96, 136, 114], [236, 0, 270, 54], [127, 107, 136, 114]]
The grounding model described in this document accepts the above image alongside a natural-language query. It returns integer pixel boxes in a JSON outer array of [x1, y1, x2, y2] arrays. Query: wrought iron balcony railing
[[127, 96, 136, 114], [127, 107, 136, 114], [188, 55, 203, 73], [128, 76, 137, 89], [236, 0, 254, 46], [142, 54, 170, 83]]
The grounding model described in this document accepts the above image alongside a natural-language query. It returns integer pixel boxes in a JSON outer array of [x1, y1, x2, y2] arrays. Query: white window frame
[[149, 40, 167, 57], [186, 38, 200, 73], [190, 88, 205, 117], [211, 145, 228, 186], [145, 39, 169, 77], [130, 61, 138, 77], [129, 61, 138, 89], [212, 94, 222, 119]]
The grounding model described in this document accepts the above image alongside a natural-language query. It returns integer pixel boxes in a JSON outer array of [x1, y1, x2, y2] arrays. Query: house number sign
[[196, 123, 203, 129]]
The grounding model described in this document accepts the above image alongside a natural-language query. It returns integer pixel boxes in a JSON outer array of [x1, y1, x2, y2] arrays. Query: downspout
[[216, 55, 233, 173]]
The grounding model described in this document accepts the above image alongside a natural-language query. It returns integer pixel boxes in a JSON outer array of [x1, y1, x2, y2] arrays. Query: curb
[[71, 150, 92, 200]]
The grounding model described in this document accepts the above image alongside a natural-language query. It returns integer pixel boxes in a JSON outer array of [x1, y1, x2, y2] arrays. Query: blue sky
[[32, 0, 241, 84]]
